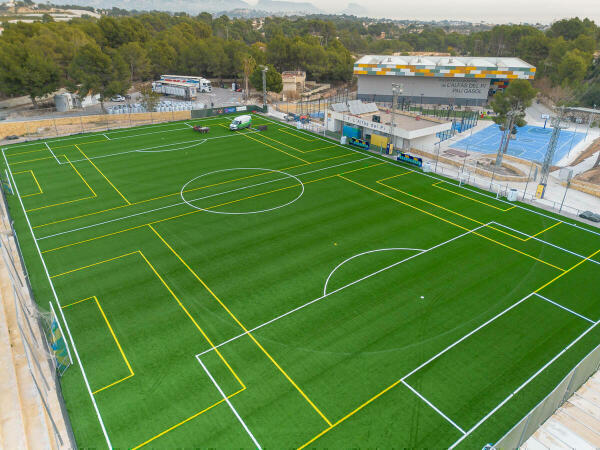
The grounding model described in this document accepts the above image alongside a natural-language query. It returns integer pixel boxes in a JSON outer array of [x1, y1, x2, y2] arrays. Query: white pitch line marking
[[44, 142, 61, 165], [491, 222, 600, 266], [196, 356, 261, 449], [256, 114, 600, 239], [533, 292, 595, 323], [196, 224, 488, 358], [401, 380, 466, 434], [1, 148, 113, 448], [36, 156, 371, 241], [401, 292, 535, 382], [323, 247, 425, 296], [448, 317, 600, 449]]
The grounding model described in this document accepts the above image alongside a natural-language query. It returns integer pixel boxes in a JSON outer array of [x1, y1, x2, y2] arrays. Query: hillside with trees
[[0, 13, 598, 107]]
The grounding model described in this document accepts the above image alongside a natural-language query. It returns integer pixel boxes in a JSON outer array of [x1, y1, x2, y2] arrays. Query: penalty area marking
[[136, 139, 207, 153], [196, 355, 262, 449], [196, 223, 489, 358], [180, 168, 305, 215], [323, 247, 425, 295]]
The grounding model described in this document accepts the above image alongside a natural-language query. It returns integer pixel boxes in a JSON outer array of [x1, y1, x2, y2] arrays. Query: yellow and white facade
[[355, 55, 536, 106]]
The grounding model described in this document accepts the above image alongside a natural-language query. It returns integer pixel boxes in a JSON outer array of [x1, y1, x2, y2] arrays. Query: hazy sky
[[247, 0, 600, 24]]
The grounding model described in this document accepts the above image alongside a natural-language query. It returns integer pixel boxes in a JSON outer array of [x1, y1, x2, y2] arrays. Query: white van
[[229, 115, 252, 131]]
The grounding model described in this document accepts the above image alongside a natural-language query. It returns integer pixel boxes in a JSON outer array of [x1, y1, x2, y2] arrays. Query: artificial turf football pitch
[[2, 113, 600, 448]]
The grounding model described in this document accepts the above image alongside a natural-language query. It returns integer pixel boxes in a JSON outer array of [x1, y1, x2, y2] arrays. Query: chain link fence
[[0, 184, 75, 449], [495, 342, 600, 448], [0, 108, 193, 142]]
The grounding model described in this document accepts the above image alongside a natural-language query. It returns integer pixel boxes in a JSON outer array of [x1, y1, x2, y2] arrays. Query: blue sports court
[[451, 124, 585, 163]]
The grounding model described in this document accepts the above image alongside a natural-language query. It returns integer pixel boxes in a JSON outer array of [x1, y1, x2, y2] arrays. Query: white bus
[[160, 75, 212, 93]]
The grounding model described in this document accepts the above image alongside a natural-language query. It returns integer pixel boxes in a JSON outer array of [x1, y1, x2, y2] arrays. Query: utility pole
[[261, 66, 268, 109]]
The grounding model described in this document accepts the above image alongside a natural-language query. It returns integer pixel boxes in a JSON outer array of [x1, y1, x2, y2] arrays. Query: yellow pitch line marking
[[53, 250, 245, 389], [62, 296, 134, 394], [300, 246, 595, 448], [248, 130, 312, 153], [376, 171, 413, 182], [32, 152, 354, 229], [526, 221, 562, 240], [9, 155, 56, 166], [132, 387, 245, 449], [255, 130, 338, 154], [298, 376, 405, 449], [235, 127, 309, 163], [7, 147, 47, 157], [342, 176, 564, 272], [26, 154, 97, 212], [75, 144, 131, 205], [149, 224, 332, 427], [536, 247, 600, 293], [14, 170, 43, 197], [41, 161, 374, 254], [50, 251, 138, 278], [432, 181, 516, 212], [136, 249, 246, 390], [277, 127, 317, 141], [376, 177, 559, 244], [55, 250, 247, 446], [52, 138, 109, 150]]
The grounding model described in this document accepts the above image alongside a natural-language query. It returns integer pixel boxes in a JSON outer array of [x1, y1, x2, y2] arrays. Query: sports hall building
[[354, 55, 536, 106]]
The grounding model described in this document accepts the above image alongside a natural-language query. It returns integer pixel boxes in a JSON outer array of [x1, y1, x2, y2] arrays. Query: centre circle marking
[[180, 167, 305, 215]]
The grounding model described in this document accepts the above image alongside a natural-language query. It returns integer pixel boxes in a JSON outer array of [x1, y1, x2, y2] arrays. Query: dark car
[[6, 135, 19, 140], [579, 210, 600, 223]]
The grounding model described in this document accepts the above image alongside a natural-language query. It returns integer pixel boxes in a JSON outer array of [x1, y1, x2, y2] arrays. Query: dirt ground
[[476, 158, 523, 176], [576, 166, 600, 184], [570, 137, 600, 167]]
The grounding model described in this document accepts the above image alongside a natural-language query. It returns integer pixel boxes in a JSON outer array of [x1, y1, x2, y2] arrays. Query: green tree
[[491, 80, 537, 128], [242, 54, 256, 100], [516, 33, 550, 72], [582, 84, 600, 107], [249, 64, 282, 93], [145, 39, 177, 77], [557, 49, 590, 86], [572, 34, 596, 54], [0, 43, 60, 106], [490, 80, 537, 166], [69, 43, 130, 111], [139, 84, 160, 111], [118, 41, 151, 81]]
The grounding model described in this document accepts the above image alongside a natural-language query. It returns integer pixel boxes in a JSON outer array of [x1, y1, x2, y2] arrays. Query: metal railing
[[495, 342, 600, 448], [0, 183, 76, 449]]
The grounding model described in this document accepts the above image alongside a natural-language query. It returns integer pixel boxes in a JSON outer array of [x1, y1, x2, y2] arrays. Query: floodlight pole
[[584, 104, 596, 141], [390, 83, 402, 151], [261, 67, 268, 109], [495, 110, 515, 167], [559, 178, 571, 213]]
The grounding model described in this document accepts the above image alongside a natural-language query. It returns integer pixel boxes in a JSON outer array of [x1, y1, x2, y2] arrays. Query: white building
[[326, 100, 452, 151]]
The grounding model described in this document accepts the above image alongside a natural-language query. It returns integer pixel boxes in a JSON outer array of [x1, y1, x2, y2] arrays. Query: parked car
[[111, 95, 126, 102], [579, 211, 600, 223], [6, 135, 19, 140]]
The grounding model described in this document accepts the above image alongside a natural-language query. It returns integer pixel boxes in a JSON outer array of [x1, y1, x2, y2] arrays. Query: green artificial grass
[[2, 114, 600, 448]]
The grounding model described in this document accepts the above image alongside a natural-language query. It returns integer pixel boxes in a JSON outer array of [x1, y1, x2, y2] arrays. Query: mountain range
[[62, 0, 333, 15]]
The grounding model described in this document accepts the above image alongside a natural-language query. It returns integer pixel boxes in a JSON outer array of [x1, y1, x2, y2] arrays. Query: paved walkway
[[524, 372, 600, 449]]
